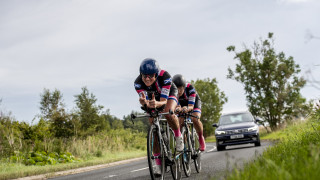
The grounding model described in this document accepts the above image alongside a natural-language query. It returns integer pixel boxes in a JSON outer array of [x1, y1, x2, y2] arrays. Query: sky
[[0, 0, 319, 123]]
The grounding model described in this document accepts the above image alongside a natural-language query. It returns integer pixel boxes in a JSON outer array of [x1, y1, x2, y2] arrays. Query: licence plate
[[230, 134, 244, 139]]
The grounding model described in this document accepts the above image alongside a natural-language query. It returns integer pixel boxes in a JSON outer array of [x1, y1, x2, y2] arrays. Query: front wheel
[[216, 144, 226, 151], [181, 126, 192, 177], [169, 129, 182, 180], [192, 129, 201, 173], [147, 125, 165, 180]]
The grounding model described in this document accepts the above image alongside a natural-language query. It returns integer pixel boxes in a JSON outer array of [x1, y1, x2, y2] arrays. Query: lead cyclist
[[172, 74, 206, 151], [134, 58, 184, 175]]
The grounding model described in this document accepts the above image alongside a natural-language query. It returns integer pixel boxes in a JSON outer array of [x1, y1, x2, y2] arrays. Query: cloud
[[1, 0, 320, 122], [277, 0, 313, 3]]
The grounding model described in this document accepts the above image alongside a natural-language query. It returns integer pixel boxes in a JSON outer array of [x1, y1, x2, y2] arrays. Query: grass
[[225, 111, 320, 180], [205, 135, 216, 143], [0, 150, 146, 180], [0, 129, 147, 180]]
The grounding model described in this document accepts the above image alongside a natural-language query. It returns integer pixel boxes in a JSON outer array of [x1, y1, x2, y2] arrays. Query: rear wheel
[[147, 125, 164, 180], [181, 126, 191, 177], [192, 129, 201, 173]]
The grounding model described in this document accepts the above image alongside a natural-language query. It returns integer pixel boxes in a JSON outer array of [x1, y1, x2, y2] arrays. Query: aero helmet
[[139, 58, 160, 75], [172, 74, 186, 88]]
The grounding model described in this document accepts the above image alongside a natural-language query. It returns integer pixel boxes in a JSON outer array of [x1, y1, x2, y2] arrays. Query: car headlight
[[248, 126, 258, 132], [216, 130, 226, 135]]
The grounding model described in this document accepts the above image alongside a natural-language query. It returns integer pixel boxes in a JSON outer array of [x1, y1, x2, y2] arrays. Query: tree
[[227, 32, 309, 130], [39, 89, 73, 138], [40, 89, 64, 121], [123, 111, 148, 133], [0, 110, 23, 156], [74, 87, 105, 135], [191, 78, 228, 137]]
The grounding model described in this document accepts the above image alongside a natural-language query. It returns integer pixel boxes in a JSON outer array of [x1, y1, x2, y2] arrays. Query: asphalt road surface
[[50, 141, 272, 180]]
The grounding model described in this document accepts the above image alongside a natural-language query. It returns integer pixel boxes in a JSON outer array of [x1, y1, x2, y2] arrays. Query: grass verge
[[226, 112, 320, 180], [0, 150, 146, 180], [205, 135, 216, 143]]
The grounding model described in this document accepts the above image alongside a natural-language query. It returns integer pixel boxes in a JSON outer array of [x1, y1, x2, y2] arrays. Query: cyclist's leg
[[164, 99, 180, 135], [165, 99, 184, 152], [179, 116, 184, 127], [165, 83, 184, 151], [149, 117, 161, 167], [165, 83, 180, 136], [191, 112, 203, 134], [191, 99, 206, 151]]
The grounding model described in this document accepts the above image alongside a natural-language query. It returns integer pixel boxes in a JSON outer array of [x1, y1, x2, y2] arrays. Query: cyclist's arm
[[157, 97, 167, 108], [182, 105, 194, 112], [187, 104, 194, 112], [148, 94, 166, 108], [186, 83, 196, 112]]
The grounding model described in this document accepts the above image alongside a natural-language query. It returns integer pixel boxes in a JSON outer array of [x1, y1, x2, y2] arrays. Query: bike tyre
[[181, 126, 192, 177], [147, 125, 165, 180], [169, 128, 182, 180], [192, 129, 201, 173]]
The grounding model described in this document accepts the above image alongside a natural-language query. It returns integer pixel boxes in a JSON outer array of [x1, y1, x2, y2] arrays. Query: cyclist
[[134, 58, 184, 175], [173, 74, 206, 151]]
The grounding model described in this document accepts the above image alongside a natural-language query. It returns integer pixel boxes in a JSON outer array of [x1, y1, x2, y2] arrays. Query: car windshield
[[219, 113, 253, 125]]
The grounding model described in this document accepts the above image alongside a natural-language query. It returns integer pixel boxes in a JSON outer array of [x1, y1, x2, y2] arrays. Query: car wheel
[[217, 145, 225, 151], [255, 135, 261, 146], [255, 141, 261, 146]]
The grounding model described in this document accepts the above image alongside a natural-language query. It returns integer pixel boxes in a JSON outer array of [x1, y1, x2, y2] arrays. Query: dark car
[[212, 111, 262, 151]]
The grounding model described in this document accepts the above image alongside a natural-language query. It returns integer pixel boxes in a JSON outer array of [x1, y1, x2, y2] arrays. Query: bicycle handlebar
[[131, 107, 174, 120], [176, 112, 200, 119]]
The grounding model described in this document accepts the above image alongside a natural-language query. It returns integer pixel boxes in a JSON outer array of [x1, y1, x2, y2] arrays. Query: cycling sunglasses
[[142, 74, 156, 79]]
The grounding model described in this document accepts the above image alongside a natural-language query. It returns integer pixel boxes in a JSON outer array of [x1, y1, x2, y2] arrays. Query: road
[[50, 141, 272, 180]]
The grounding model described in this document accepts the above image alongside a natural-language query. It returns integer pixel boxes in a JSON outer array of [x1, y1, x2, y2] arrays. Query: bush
[[6, 151, 77, 166]]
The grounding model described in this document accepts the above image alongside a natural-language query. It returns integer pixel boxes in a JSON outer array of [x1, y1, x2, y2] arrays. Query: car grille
[[225, 128, 248, 135], [224, 138, 252, 143]]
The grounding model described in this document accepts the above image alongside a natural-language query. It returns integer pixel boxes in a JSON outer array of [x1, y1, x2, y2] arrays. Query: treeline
[[0, 78, 227, 161], [0, 87, 149, 161]]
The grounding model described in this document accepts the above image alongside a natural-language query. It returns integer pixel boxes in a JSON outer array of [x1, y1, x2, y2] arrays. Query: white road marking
[[104, 175, 118, 178], [131, 167, 149, 172], [206, 146, 217, 153]]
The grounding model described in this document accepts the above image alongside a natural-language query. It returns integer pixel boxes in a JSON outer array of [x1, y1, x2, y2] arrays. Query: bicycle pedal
[[165, 158, 174, 166], [192, 154, 198, 159]]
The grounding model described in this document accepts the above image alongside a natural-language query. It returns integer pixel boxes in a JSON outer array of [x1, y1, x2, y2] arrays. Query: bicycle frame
[[177, 111, 202, 175], [179, 112, 199, 156], [131, 109, 172, 158], [131, 107, 182, 179]]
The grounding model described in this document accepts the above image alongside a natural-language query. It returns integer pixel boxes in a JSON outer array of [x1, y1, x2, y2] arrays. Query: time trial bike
[[177, 111, 202, 177], [131, 106, 182, 180]]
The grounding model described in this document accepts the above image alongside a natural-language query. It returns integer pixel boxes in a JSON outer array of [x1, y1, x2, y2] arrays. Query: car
[[212, 111, 263, 151]]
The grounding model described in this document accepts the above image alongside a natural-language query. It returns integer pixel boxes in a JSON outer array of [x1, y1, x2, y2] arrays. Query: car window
[[219, 113, 253, 125]]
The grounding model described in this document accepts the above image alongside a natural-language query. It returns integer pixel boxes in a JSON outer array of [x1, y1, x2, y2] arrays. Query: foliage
[[227, 32, 310, 130], [74, 87, 108, 136], [40, 89, 65, 121], [39, 89, 74, 138], [227, 107, 320, 180], [0, 111, 23, 157], [123, 111, 148, 133], [8, 151, 76, 166], [191, 78, 228, 137]]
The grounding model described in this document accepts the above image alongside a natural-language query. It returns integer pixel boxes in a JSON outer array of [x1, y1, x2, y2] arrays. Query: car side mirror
[[255, 117, 263, 124], [212, 123, 218, 127]]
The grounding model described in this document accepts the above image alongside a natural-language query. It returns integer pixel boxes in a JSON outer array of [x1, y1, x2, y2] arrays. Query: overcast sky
[[1, 0, 319, 123]]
